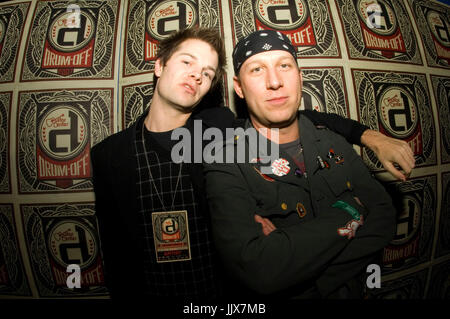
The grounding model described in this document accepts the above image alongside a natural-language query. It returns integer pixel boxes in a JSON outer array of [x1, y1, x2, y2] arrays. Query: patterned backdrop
[[0, 0, 449, 299]]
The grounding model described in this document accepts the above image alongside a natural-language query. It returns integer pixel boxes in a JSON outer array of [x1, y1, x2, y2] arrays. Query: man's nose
[[266, 68, 283, 89], [189, 69, 202, 83]]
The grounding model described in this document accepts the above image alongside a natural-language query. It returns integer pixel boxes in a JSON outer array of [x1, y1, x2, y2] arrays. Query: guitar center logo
[[357, 0, 396, 36], [22, 204, 107, 296], [375, 84, 424, 158], [42, 9, 95, 76], [145, 0, 198, 62], [38, 106, 88, 161], [17, 89, 113, 193], [255, 0, 307, 30], [336, 0, 420, 63], [378, 87, 418, 139], [0, 2, 30, 83], [230, 0, 338, 58], [48, 220, 97, 271], [21, 0, 118, 80], [381, 177, 436, 273], [357, 0, 405, 57], [148, 0, 197, 40], [125, 0, 222, 76], [36, 105, 90, 186], [353, 70, 436, 170], [426, 9, 450, 65], [254, 0, 316, 47], [42, 10, 95, 76]]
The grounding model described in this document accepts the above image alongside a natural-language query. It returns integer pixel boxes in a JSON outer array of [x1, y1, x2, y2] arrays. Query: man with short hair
[[91, 27, 411, 301], [204, 30, 400, 298]]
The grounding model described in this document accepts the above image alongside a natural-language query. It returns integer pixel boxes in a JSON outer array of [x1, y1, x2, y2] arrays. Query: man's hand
[[361, 129, 415, 181], [254, 214, 276, 236]]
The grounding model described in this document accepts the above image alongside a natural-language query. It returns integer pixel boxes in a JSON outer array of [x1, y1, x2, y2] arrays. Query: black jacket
[[90, 107, 369, 300]]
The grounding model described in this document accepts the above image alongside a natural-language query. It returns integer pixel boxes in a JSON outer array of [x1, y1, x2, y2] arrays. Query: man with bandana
[[204, 30, 400, 298]]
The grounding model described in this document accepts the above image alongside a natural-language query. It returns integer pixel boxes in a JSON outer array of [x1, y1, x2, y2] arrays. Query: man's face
[[154, 38, 219, 112], [233, 50, 302, 130]]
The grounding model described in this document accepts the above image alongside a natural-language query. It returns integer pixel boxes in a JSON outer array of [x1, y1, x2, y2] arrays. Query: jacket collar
[[239, 112, 323, 187]]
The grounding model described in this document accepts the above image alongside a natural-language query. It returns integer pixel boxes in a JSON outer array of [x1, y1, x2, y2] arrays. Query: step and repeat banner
[[0, 0, 449, 299]]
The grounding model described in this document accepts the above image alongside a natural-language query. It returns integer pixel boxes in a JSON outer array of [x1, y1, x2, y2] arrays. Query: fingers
[[254, 214, 276, 236], [372, 135, 415, 181], [397, 140, 415, 169], [382, 161, 407, 182]]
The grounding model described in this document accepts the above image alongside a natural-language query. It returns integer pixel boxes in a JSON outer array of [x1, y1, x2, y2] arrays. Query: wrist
[[360, 129, 380, 153]]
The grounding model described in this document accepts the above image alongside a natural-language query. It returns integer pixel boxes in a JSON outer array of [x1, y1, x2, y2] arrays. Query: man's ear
[[233, 75, 244, 99], [155, 58, 163, 77]]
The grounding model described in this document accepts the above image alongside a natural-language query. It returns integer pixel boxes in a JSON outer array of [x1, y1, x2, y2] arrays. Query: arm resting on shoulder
[[301, 110, 415, 181]]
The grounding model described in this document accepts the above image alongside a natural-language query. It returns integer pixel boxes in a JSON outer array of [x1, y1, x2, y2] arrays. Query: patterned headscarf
[[232, 30, 297, 75]]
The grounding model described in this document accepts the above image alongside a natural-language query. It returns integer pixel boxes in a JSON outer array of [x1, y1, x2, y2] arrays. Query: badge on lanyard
[[152, 210, 191, 263], [271, 158, 290, 176]]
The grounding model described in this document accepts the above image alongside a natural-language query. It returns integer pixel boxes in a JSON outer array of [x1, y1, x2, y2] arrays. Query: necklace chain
[[141, 124, 182, 211]]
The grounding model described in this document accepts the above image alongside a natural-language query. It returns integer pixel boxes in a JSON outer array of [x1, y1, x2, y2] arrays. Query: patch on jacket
[[338, 216, 364, 239], [271, 158, 290, 176], [253, 166, 275, 182]]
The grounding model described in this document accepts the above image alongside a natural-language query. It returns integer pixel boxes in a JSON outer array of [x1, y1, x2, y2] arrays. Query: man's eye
[[280, 63, 290, 68], [252, 67, 262, 73], [203, 72, 212, 79]]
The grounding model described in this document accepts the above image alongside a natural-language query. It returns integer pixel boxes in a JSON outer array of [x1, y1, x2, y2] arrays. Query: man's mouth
[[267, 96, 288, 105], [182, 83, 196, 95]]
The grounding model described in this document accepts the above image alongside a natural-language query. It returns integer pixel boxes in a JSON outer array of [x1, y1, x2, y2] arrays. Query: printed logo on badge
[[152, 210, 191, 263], [271, 158, 290, 176]]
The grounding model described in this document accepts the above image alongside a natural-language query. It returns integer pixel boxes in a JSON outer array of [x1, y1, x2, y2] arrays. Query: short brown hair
[[156, 27, 226, 88]]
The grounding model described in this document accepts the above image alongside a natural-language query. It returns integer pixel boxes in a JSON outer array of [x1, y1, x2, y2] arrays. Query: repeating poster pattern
[[123, 0, 224, 77], [299, 67, 349, 118], [430, 75, 450, 164], [20, 0, 120, 81], [21, 202, 108, 297], [427, 259, 450, 299], [436, 172, 450, 258], [122, 82, 154, 129], [353, 70, 436, 171], [0, 92, 11, 194], [230, 0, 340, 58], [366, 268, 428, 299], [381, 175, 437, 275], [0, 2, 30, 83], [17, 89, 113, 193], [409, 0, 450, 68], [336, 0, 421, 64], [0, 204, 31, 296]]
